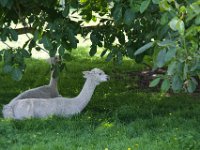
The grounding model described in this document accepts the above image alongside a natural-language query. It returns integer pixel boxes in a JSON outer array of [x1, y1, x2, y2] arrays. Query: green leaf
[[124, 9, 135, 26], [106, 52, 113, 62], [179, 6, 186, 13], [12, 68, 22, 81], [33, 30, 41, 42], [169, 18, 185, 35], [159, 0, 172, 11], [156, 49, 167, 68], [117, 51, 123, 64], [90, 32, 99, 44], [160, 13, 169, 25], [161, 79, 170, 92], [195, 15, 200, 25], [183, 63, 188, 80], [112, 4, 122, 23], [67, 29, 78, 49], [176, 20, 185, 35], [190, 59, 199, 71], [177, 62, 184, 73], [172, 75, 183, 92], [29, 39, 36, 50], [149, 77, 161, 87], [117, 31, 125, 45], [169, 17, 179, 31], [41, 36, 53, 50], [3, 65, 13, 73], [9, 29, 18, 41], [23, 39, 31, 49], [28, 15, 35, 24], [190, 2, 200, 14], [63, 5, 70, 17], [127, 47, 134, 59], [58, 45, 65, 56], [185, 26, 199, 37], [4, 50, 13, 63], [1, 32, 7, 41], [70, 1, 78, 8], [21, 49, 30, 58], [165, 47, 177, 62], [140, 0, 151, 13], [187, 79, 197, 93], [167, 61, 177, 75], [89, 45, 97, 56], [157, 40, 175, 47], [49, 45, 57, 57], [130, 1, 140, 12], [134, 42, 154, 56], [101, 49, 107, 57]]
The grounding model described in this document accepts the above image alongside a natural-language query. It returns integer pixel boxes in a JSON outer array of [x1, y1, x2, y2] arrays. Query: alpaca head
[[47, 56, 60, 65], [50, 56, 60, 65], [83, 68, 109, 84], [49, 56, 61, 79]]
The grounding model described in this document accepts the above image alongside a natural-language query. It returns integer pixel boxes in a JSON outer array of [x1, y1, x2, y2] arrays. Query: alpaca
[[4, 56, 60, 108], [3, 68, 109, 119]]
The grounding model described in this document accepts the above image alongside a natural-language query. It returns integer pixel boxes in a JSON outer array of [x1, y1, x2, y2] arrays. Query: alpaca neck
[[75, 78, 97, 111], [49, 71, 58, 90]]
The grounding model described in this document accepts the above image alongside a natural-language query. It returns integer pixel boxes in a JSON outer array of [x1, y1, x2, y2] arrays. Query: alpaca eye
[[99, 73, 102, 75]]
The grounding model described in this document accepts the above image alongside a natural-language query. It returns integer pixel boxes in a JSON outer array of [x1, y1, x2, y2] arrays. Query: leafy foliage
[[135, 0, 200, 93], [0, 0, 199, 92]]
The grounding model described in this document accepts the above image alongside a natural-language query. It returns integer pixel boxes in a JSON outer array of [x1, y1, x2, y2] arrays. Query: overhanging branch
[[14, 25, 108, 35], [14, 27, 35, 35]]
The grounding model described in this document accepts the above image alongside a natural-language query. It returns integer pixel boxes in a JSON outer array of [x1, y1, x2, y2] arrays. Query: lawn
[[0, 47, 200, 150]]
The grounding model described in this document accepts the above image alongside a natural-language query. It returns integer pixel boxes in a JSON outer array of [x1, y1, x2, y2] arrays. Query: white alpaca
[[3, 68, 109, 120]]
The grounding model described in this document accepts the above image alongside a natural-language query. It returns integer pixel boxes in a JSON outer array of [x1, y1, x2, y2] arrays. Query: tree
[[0, 0, 199, 93]]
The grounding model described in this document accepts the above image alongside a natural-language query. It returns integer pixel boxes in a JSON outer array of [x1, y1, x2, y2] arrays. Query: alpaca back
[[11, 85, 59, 103], [18, 85, 59, 99]]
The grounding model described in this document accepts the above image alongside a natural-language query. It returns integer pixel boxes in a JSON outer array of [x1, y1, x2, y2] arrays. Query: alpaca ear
[[83, 71, 90, 78], [82, 71, 90, 75]]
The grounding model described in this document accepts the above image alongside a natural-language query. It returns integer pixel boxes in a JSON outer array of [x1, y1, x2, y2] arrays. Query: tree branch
[[14, 27, 35, 35], [14, 25, 108, 35], [25, 34, 49, 54], [2, 41, 12, 49]]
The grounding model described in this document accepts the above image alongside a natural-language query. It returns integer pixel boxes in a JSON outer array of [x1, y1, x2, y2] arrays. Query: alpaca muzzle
[[105, 75, 110, 81]]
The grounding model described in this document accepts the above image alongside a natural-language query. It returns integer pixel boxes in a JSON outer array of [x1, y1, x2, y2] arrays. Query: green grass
[[0, 47, 200, 150]]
